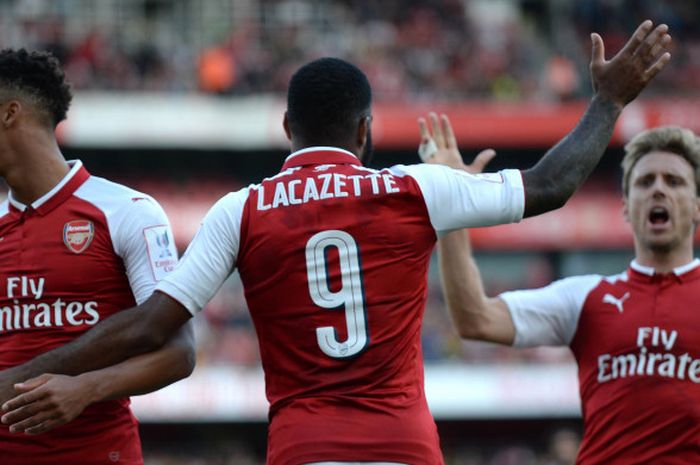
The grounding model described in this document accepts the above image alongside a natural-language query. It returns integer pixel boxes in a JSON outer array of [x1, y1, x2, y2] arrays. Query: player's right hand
[[590, 19, 672, 109], [418, 112, 496, 174], [1, 373, 93, 435]]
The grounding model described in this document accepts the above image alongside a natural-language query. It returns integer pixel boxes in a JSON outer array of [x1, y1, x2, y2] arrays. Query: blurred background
[[2, 0, 700, 463]]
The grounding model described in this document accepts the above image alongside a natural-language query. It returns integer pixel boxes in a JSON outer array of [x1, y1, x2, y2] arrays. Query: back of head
[[286, 57, 372, 148], [0, 48, 73, 128], [622, 126, 700, 196]]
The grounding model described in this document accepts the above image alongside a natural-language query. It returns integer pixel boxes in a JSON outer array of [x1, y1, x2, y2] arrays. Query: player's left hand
[[418, 112, 496, 174], [1, 373, 93, 434]]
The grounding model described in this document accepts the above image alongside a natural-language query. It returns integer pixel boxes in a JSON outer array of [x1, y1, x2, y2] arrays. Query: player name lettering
[[256, 172, 401, 211], [597, 326, 700, 383]]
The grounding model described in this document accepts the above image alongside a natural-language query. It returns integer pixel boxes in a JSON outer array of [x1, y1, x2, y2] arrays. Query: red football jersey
[[502, 260, 700, 464], [157, 147, 524, 465], [0, 161, 177, 465]]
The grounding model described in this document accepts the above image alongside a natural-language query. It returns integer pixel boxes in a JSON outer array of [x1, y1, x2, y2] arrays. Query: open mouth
[[648, 206, 670, 225]]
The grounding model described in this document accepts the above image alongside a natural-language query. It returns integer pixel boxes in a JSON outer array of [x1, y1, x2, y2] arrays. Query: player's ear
[[1, 100, 22, 128], [356, 115, 371, 148], [693, 194, 700, 225], [622, 196, 630, 223], [283, 111, 291, 141]]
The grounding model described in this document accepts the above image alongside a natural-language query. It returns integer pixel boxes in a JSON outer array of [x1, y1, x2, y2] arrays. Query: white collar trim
[[8, 160, 83, 211], [630, 258, 700, 276]]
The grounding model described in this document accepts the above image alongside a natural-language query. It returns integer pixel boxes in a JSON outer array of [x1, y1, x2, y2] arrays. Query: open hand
[[590, 20, 672, 108], [418, 112, 496, 174], [1, 373, 93, 435]]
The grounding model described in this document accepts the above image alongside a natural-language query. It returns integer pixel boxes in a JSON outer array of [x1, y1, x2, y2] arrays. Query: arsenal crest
[[63, 220, 94, 254]]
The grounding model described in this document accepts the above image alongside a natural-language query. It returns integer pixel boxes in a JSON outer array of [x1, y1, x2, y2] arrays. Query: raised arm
[[438, 229, 514, 344], [417, 115, 515, 344], [1, 318, 195, 434], [522, 20, 671, 217]]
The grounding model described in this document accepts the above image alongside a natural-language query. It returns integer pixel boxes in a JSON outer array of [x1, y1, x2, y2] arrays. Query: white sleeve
[[156, 188, 249, 315], [500, 275, 603, 347], [390, 164, 525, 235], [114, 197, 178, 304]]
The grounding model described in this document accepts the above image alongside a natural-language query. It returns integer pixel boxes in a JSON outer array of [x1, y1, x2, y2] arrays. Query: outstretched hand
[[1, 373, 93, 435], [590, 19, 672, 108], [418, 112, 496, 174]]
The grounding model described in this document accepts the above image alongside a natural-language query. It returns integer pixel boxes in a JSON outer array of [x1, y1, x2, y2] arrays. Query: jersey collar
[[281, 146, 362, 170], [8, 160, 90, 216], [629, 258, 700, 282]]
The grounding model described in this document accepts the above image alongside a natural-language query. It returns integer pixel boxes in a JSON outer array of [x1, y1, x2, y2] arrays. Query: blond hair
[[622, 126, 700, 196]]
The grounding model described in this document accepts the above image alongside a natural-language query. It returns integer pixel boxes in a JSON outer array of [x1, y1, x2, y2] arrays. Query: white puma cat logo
[[602, 292, 630, 313]]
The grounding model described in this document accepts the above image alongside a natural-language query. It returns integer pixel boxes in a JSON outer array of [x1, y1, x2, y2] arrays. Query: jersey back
[[236, 154, 441, 465]]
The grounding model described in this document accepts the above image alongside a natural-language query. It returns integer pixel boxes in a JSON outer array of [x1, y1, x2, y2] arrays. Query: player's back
[[236, 148, 442, 465]]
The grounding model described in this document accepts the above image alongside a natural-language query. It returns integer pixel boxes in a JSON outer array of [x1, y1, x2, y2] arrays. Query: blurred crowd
[[1, 0, 698, 101]]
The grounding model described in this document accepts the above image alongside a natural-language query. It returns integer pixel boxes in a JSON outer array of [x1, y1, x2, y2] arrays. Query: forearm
[[438, 230, 514, 344], [75, 321, 196, 401], [521, 95, 622, 217], [5, 293, 188, 388]]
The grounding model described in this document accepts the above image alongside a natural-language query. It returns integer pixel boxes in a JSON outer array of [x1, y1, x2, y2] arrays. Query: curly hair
[[0, 48, 73, 127]]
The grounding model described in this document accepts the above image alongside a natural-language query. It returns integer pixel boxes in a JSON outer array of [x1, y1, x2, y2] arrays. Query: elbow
[[133, 328, 170, 355], [453, 309, 490, 341], [456, 320, 487, 341], [179, 344, 196, 379]]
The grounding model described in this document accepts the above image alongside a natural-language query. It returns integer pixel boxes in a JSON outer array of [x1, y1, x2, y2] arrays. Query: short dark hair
[[286, 57, 372, 146], [0, 48, 73, 127]]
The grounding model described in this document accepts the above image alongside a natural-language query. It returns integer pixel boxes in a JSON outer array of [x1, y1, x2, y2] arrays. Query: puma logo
[[603, 292, 630, 313]]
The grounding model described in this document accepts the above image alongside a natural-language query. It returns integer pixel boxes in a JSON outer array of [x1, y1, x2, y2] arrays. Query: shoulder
[[74, 176, 164, 218], [502, 274, 607, 311]]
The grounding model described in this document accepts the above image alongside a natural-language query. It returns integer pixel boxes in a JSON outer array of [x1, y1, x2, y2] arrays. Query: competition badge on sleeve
[[63, 220, 95, 253], [144, 225, 177, 280]]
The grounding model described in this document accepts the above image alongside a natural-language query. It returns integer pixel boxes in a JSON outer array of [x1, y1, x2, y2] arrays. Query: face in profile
[[624, 151, 700, 253]]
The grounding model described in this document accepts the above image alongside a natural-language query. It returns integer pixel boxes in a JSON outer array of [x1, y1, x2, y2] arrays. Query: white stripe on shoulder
[[604, 271, 628, 284], [0, 199, 8, 218]]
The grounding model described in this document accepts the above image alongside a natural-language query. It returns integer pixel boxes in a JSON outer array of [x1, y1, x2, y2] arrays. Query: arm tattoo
[[521, 95, 622, 218]]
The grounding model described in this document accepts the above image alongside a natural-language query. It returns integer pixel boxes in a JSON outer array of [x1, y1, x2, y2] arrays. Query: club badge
[[63, 220, 95, 254]]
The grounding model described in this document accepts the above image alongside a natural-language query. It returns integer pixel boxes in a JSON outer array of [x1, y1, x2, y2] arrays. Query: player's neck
[[5, 135, 69, 206], [634, 245, 695, 274]]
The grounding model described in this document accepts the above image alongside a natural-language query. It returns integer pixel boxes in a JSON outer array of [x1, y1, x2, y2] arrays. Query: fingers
[[440, 114, 457, 150], [13, 374, 52, 393], [2, 380, 48, 410], [429, 112, 445, 148], [590, 33, 605, 66], [25, 419, 63, 435], [2, 399, 49, 427], [7, 408, 59, 434], [634, 23, 669, 60], [644, 51, 672, 81], [417, 117, 430, 143], [619, 20, 654, 58], [472, 149, 497, 172], [464, 149, 497, 174], [2, 386, 48, 413]]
